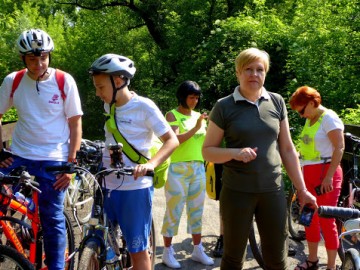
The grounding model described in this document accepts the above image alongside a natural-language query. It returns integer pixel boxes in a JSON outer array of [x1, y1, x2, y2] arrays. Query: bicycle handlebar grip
[[345, 132, 360, 144], [0, 149, 13, 162], [0, 174, 19, 185], [318, 206, 360, 219], [123, 166, 154, 177], [45, 163, 74, 173]]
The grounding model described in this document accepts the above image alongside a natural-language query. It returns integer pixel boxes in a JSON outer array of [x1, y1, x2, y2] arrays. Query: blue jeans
[[0, 156, 67, 270]]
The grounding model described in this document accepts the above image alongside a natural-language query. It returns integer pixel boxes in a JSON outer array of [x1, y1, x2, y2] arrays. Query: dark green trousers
[[220, 185, 288, 270]]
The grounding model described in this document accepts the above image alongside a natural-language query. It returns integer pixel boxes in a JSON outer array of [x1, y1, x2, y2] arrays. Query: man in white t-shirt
[[0, 29, 83, 270], [89, 53, 178, 270]]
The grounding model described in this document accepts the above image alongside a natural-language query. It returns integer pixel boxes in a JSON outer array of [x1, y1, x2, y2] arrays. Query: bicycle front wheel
[[0, 245, 34, 270], [248, 221, 265, 269], [287, 186, 306, 241], [343, 248, 360, 270], [64, 211, 75, 270], [78, 241, 100, 270], [74, 172, 96, 224], [149, 218, 156, 269]]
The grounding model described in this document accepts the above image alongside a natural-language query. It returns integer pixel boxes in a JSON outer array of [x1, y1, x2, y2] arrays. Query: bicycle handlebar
[[318, 206, 360, 219], [46, 163, 154, 177], [345, 132, 360, 145], [0, 171, 41, 193], [45, 163, 77, 174], [97, 167, 155, 177]]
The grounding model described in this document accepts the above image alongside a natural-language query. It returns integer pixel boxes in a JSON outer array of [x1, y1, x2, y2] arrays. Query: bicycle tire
[[64, 210, 75, 270], [149, 218, 156, 269], [1, 210, 75, 269], [343, 248, 360, 270], [248, 221, 265, 269], [0, 245, 35, 270], [78, 241, 100, 270], [287, 187, 306, 241], [74, 172, 95, 225]]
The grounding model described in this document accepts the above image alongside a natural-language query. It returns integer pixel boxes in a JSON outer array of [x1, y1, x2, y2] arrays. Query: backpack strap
[[10, 69, 27, 98], [55, 69, 66, 100], [105, 103, 148, 164], [10, 68, 66, 100]]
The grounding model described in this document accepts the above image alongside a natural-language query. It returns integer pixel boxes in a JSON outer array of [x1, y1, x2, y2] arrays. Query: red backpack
[[10, 68, 66, 100]]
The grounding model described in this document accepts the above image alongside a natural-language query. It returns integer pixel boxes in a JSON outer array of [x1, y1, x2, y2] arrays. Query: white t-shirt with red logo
[[0, 68, 83, 161]]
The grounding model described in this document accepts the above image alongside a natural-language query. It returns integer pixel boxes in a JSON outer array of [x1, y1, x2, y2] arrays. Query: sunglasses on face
[[298, 104, 308, 115]]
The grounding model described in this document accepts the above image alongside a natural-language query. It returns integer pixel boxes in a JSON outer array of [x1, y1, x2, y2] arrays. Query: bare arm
[[67, 115, 83, 161], [202, 120, 257, 163], [0, 115, 3, 150], [133, 129, 179, 179], [320, 129, 344, 193], [278, 118, 317, 208], [166, 111, 207, 144], [53, 115, 82, 191], [149, 129, 179, 168]]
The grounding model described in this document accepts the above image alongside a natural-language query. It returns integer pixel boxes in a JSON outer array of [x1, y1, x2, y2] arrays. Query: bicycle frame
[[343, 133, 360, 208], [339, 229, 360, 269], [0, 186, 41, 266], [64, 172, 94, 230], [0, 180, 74, 270]]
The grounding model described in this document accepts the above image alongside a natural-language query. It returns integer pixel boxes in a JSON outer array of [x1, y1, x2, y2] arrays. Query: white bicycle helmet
[[16, 29, 54, 56], [89, 54, 136, 80]]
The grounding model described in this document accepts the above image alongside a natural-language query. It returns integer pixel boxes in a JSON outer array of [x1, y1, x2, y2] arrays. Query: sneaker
[[191, 243, 214, 266], [162, 246, 181, 269], [213, 235, 223, 258]]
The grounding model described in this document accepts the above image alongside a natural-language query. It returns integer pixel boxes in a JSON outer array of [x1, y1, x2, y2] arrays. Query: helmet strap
[[110, 76, 128, 105]]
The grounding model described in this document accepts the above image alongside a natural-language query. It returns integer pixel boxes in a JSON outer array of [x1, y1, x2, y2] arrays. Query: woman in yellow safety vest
[[290, 86, 344, 270]]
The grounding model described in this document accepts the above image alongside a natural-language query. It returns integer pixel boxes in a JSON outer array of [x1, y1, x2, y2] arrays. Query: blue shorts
[[103, 187, 154, 253]]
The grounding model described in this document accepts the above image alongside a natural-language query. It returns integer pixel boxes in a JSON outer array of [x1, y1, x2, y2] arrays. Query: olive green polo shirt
[[209, 87, 286, 193]]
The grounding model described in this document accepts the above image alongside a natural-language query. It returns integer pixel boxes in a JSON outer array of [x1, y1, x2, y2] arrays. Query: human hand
[[298, 190, 318, 210], [320, 176, 333, 194], [234, 147, 258, 163], [195, 112, 208, 130], [0, 149, 14, 168], [133, 162, 155, 180], [53, 173, 72, 191]]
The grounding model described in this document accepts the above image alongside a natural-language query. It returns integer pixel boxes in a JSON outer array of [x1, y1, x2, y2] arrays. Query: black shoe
[[288, 245, 296, 256], [213, 235, 223, 258]]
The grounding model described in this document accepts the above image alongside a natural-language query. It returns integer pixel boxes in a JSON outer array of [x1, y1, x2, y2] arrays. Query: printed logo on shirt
[[119, 119, 132, 124], [49, 94, 60, 104], [300, 134, 313, 144]]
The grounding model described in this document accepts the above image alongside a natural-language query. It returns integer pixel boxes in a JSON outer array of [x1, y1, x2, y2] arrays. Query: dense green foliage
[[0, 0, 359, 139]]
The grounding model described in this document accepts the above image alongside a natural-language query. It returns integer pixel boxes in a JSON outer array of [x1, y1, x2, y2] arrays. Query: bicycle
[[336, 132, 360, 262], [64, 139, 103, 228], [287, 184, 306, 241], [318, 205, 360, 270], [0, 244, 35, 270], [47, 143, 156, 270], [0, 167, 75, 270], [287, 132, 360, 261]]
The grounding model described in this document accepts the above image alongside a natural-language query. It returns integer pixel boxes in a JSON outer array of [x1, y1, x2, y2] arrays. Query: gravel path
[[70, 187, 341, 269], [152, 188, 341, 270]]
